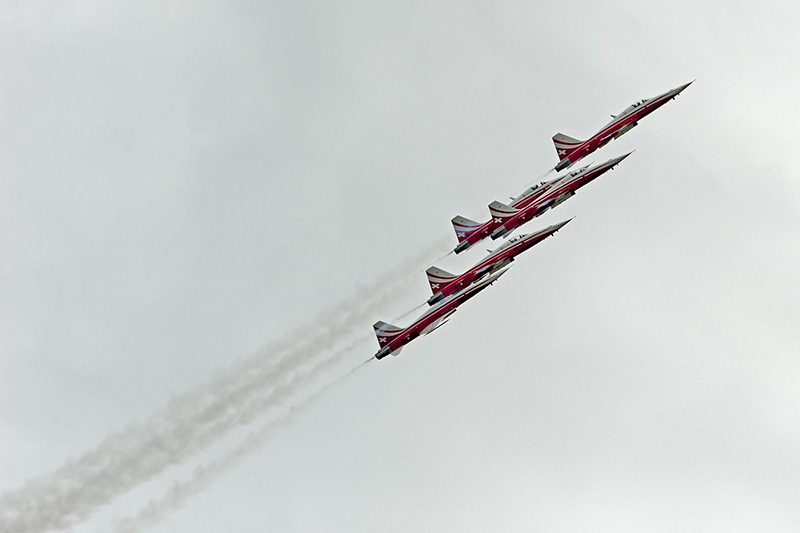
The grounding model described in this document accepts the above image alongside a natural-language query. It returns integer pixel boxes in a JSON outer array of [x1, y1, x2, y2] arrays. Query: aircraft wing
[[421, 309, 457, 336]]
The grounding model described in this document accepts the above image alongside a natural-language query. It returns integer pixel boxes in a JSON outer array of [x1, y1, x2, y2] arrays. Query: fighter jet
[[489, 152, 630, 240], [553, 81, 693, 171], [373, 268, 509, 360], [452, 153, 629, 253], [426, 219, 571, 306]]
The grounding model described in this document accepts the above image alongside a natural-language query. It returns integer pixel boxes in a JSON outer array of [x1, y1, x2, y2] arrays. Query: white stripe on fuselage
[[516, 163, 612, 222], [593, 90, 676, 146]]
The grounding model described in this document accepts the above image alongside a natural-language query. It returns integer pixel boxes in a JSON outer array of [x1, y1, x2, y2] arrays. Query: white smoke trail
[[115, 342, 371, 533], [0, 238, 448, 533], [392, 301, 427, 322], [433, 249, 455, 262]]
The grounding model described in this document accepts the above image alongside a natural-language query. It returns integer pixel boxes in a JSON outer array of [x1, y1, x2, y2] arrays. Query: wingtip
[[612, 151, 634, 163], [494, 266, 512, 279], [555, 217, 575, 228]]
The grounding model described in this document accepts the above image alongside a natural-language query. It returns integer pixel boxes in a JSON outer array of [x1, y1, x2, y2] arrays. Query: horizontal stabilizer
[[424, 313, 455, 336]]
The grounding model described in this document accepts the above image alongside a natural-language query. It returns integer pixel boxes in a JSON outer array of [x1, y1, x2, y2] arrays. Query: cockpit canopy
[[630, 98, 648, 109], [620, 98, 649, 117], [568, 164, 590, 178]]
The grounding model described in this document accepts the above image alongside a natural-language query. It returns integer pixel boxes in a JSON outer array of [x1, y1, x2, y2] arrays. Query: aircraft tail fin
[[451, 215, 483, 243], [552, 133, 583, 158], [425, 266, 457, 294], [488, 200, 519, 222], [373, 321, 404, 347]]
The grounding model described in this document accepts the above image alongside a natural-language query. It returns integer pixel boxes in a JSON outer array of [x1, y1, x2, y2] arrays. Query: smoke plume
[[0, 239, 447, 533]]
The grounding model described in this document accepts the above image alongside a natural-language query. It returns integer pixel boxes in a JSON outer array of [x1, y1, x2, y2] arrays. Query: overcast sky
[[2, 1, 800, 531]]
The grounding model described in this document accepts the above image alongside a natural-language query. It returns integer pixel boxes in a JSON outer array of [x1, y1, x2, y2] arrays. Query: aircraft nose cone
[[676, 80, 694, 93]]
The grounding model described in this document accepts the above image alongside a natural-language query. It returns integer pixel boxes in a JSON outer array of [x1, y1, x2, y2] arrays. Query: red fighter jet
[[452, 153, 629, 253], [489, 153, 630, 240], [373, 268, 509, 360], [426, 219, 571, 306], [553, 80, 693, 171]]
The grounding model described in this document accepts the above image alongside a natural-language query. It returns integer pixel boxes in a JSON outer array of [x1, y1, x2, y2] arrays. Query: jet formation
[[426, 219, 571, 306], [372, 81, 692, 360], [452, 153, 630, 254]]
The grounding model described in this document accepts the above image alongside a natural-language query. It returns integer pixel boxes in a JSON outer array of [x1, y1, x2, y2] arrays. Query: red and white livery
[[373, 268, 509, 360], [427, 219, 570, 306], [452, 153, 629, 253], [489, 153, 630, 240], [553, 81, 693, 171]]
